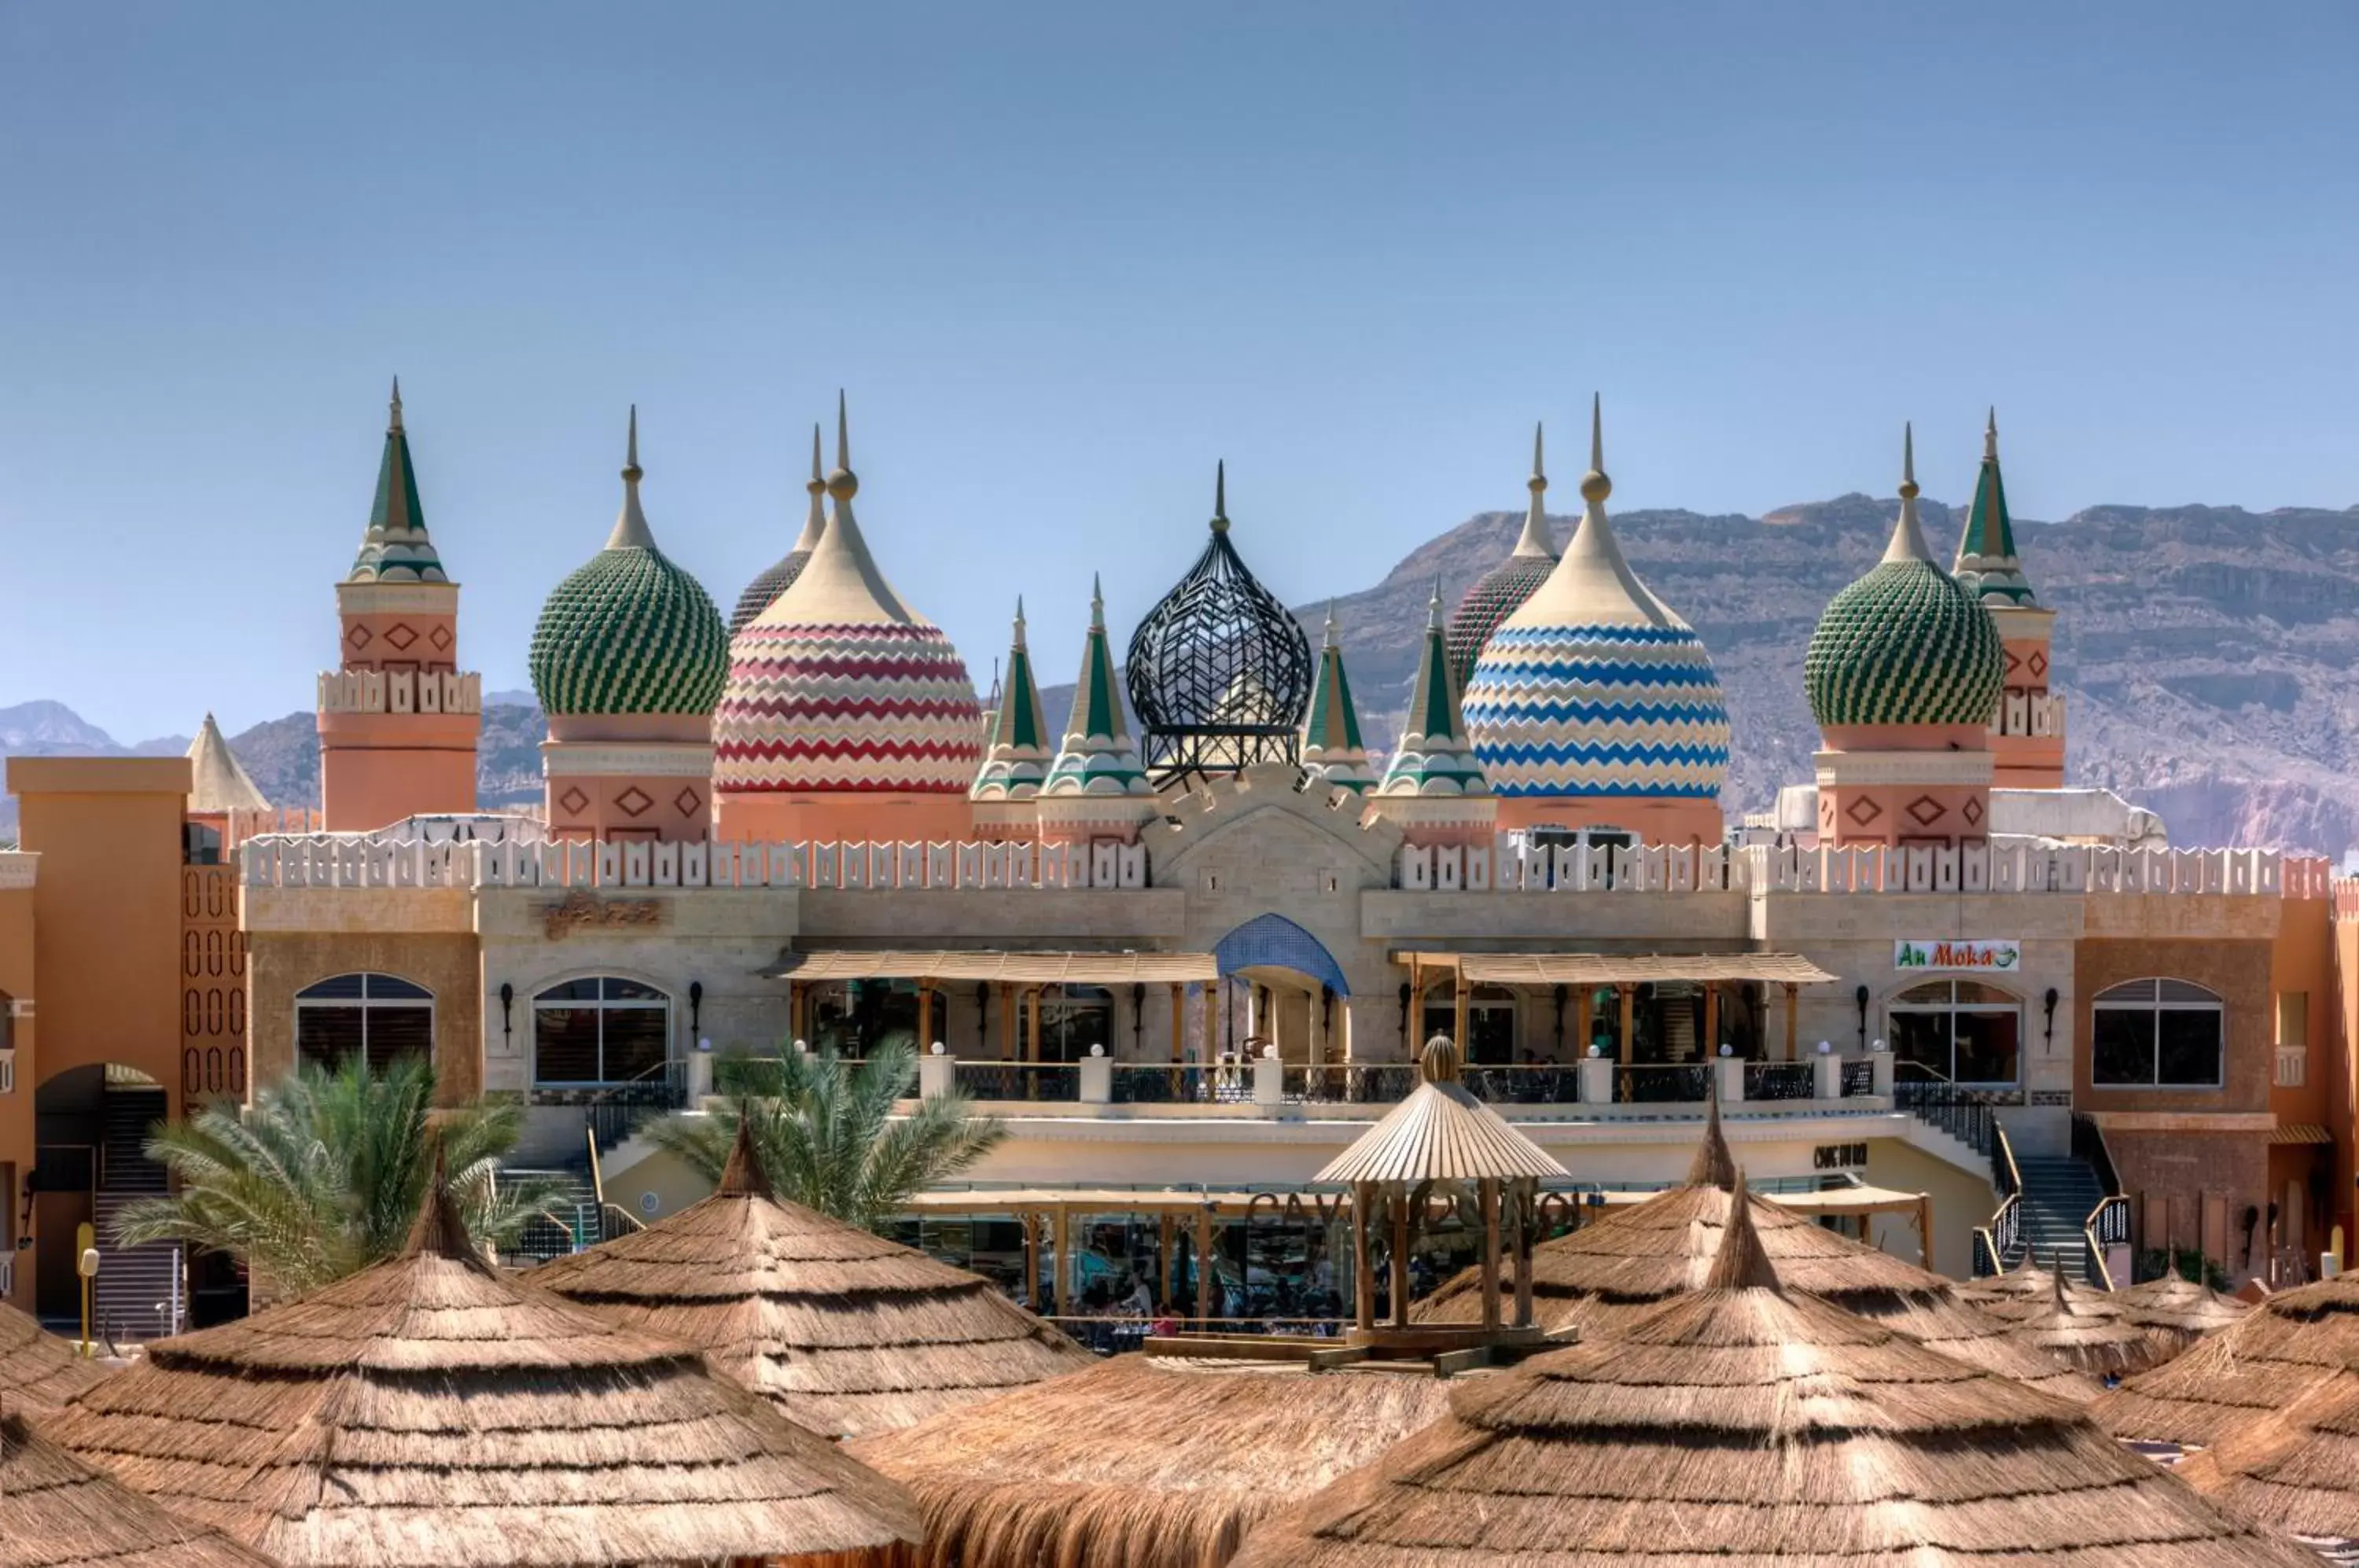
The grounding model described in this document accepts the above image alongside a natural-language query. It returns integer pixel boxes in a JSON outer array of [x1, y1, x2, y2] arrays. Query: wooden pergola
[[1394, 950, 1838, 1062]]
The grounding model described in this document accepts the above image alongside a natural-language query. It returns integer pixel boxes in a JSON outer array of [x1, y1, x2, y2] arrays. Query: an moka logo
[[1894, 939, 2021, 972]]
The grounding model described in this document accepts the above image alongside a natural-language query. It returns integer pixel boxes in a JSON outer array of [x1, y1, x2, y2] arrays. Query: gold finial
[[1578, 392, 1610, 504], [826, 389, 859, 501], [1209, 460, 1229, 533], [1529, 421, 1547, 497], [388, 375, 403, 433], [624, 405, 642, 481], [1985, 406, 2000, 462], [1899, 421, 1919, 501]]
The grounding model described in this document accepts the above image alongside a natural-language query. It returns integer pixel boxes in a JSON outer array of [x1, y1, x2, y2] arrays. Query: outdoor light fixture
[[689, 981, 704, 1033], [1132, 982, 1146, 1051], [1854, 984, 1870, 1048], [2044, 987, 2060, 1050], [498, 982, 513, 1042], [1397, 981, 1412, 1033]]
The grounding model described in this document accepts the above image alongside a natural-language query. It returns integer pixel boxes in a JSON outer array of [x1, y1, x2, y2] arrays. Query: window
[[2277, 992, 2310, 1088], [1886, 981, 2021, 1086], [2092, 979, 2225, 1088], [1039, 985, 1116, 1062], [533, 977, 671, 1086], [296, 974, 433, 1073], [1423, 985, 1518, 1065]]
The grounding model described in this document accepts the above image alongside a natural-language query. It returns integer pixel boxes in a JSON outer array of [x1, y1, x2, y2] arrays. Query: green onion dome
[[529, 414, 730, 717], [1805, 432, 2004, 729]]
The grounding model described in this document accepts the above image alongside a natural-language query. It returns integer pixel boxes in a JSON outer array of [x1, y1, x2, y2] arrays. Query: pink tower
[[316, 381, 481, 832], [1952, 410, 2065, 790]]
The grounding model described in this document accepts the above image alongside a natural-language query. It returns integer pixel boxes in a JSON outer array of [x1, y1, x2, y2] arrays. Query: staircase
[[2004, 1155, 2109, 1281], [92, 1086, 182, 1343], [501, 1165, 603, 1263]]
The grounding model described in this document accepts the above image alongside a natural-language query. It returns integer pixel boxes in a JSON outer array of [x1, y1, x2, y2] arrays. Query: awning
[[1395, 951, 1838, 987], [764, 950, 1218, 985], [2271, 1121, 2335, 1146], [903, 1189, 1344, 1218], [1763, 1183, 1930, 1218]]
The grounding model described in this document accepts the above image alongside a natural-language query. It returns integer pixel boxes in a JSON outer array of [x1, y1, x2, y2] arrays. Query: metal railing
[[1286, 1065, 1420, 1103], [2083, 1194, 2132, 1289], [956, 1062, 1081, 1101], [576, 1058, 690, 1154], [1841, 1059, 1873, 1097], [1894, 1074, 1997, 1158], [1744, 1062, 1818, 1102], [1616, 1063, 1713, 1103]]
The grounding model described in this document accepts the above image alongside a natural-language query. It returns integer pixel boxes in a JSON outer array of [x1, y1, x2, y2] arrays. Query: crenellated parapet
[[317, 668, 483, 716]]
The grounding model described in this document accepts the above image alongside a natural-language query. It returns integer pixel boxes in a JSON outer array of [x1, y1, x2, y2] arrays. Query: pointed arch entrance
[[1212, 914, 1350, 1068]]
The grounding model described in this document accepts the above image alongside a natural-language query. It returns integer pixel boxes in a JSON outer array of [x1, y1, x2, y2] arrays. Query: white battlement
[[1991, 690, 2066, 738], [316, 668, 482, 716]]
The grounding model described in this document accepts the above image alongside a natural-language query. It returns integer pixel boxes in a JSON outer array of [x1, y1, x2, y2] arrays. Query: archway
[[1212, 914, 1350, 1071]]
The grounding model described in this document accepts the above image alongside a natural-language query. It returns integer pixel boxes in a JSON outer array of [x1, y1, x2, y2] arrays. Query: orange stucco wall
[[1489, 794, 1724, 847], [0, 871, 36, 1312], [317, 709, 480, 831], [714, 791, 977, 845]]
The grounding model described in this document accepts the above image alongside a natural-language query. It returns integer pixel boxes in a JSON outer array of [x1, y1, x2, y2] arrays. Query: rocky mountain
[[9, 496, 2358, 854]]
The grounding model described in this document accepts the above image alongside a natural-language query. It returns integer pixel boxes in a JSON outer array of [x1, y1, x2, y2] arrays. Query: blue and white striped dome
[[1461, 412, 1730, 802]]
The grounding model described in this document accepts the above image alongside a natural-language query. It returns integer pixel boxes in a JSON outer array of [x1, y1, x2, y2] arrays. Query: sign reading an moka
[[1894, 939, 2021, 973]]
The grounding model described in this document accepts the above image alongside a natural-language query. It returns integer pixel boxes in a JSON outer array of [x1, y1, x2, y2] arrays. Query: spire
[[1879, 421, 1937, 566], [793, 420, 828, 552], [1685, 1089, 1738, 1190], [350, 377, 447, 583], [605, 405, 659, 550], [1953, 406, 2037, 605], [1300, 601, 1375, 794], [1210, 460, 1229, 534], [1580, 392, 1609, 505], [716, 1115, 775, 1199], [1500, 393, 1684, 631], [1508, 421, 1555, 558], [973, 594, 1051, 801], [1043, 575, 1151, 797], [1702, 1171, 1782, 1292], [186, 712, 271, 815], [750, 390, 926, 627], [1378, 576, 1489, 798]]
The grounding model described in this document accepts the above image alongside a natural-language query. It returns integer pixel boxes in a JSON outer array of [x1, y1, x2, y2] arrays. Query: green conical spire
[[1378, 580, 1488, 797], [349, 377, 448, 583], [972, 597, 1051, 800], [1300, 603, 1375, 793], [1043, 575, 1150, 797], [1953, 407, 2037, 606]]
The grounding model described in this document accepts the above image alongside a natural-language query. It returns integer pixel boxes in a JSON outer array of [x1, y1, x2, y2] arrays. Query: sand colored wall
[[1489, 794, 1725, 847], [245, 930, 483, 1106], [0, 863, 36, 1312]]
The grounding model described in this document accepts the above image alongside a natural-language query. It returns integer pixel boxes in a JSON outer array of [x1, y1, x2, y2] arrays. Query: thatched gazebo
[[2173, 1370, 2359, 1557], [1998, 1259, 2166, 1379], [42, 1185, 921, 1567], [532, 1121, 1091, 1440], [1415, 1098, 2097, 1401], [850, 1352, 1456, 1568], [2115, 1272, 2252, 1361], [0, 1298, 112, 1414], [2095, 1271, 2359, 1451], [1227, 1182, 2320, 1568], [1, 1411, 279, 1568]]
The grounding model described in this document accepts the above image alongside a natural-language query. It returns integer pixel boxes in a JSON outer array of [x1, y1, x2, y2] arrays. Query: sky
[[2, 2, 2356, 743]]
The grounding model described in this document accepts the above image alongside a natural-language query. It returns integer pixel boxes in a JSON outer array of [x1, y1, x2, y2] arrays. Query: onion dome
[[1806, 425, 2005, 728], [1445, 423, 1559, 684], [186, 713, 270, 814], [729, 422, 829, 636], [714, 396, 984, 796], [1953, 407, 2038, 606], [529, 410, 730, 717], [348, 377, 447, 583], [1377, 583, 1489, 797], [1299, 605, 1376, 793], [971, 598, 1051, 801], [1125, 464, 1313, 781], [1462, 397, 1731, 801], [1043, 576, 1152, 796]]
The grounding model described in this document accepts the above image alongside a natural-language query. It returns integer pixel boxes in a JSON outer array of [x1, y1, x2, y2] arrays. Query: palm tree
[[112, 1055, 563, 1298], [653, 1040, 1003, 1232]]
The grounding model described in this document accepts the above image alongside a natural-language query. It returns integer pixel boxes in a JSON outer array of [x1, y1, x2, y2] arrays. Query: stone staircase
[[500, 1165, 604, 1264], [2004, 1154, 2110, 1282], [91, 1085, 182, 1344]]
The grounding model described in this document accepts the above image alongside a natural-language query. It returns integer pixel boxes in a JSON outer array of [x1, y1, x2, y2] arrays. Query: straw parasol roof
[[2094, 1269, 2359, 1449], [1229, 1182, 2320, 1568], [0, 1410, 282, 1568], [1415, 1098, 2097, 1401], [0, 1299, 112, 1415], [1315, 1036, 1566, 1186], [42, 1182, 921, 1567], [2114, 1271, 2252, 1361], [849, 1352, 1457, 1568], [1956, 1256, 2129, 1323], [1998, 1258, 2167, 1378], [2173, 1369, 2359, 1549], [531, 1121, 1092, 1440]]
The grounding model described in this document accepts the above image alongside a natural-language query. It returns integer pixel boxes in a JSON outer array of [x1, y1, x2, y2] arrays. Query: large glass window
[[533, 977, 671, 1086], [1040, 985, 1116, 1062], [1423, 986, 1519, 1064], [2092, 979, 2224, 1088], [296, 974, 433, 1073], [1886, 981, 2021, 1086]]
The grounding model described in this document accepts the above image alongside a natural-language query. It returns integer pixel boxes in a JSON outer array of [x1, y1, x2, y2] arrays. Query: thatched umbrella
[[2096, 1271, 2359, 1450], [2173, 1370, 2359, 1555], [1998, 1257, 2166, 1379], [1415, 1098, 2097, 1401], [532, 1121, 1091, 1440], [1228, 1181, 2320, 1568], [42, 1183, 921, 1567], [0, 1411, 280, 1568], [850, 1352, 1456, 1568], [0, 1298, 112, 1414], [2114, 1272, 2252, 1361]]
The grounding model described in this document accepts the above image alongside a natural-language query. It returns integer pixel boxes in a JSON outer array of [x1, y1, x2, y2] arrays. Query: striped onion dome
[[713, 399, 983, 797], [1461, 399, 1731, 802], [1043, 577, 1152, 797], [528, 410, 730, 717], [729, 423, 829, 636], [1378, 585, 1489, 797], [972, 599, 1051, 801], [1807, 426, 2004, 728], [1299, 605, 1376, 793], [1444, 424, 1558, 684]]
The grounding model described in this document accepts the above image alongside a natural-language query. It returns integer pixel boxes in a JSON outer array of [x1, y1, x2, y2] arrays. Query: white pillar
[[1579, 1057, 1613, 1104], [918, 1047, 956, 1101], [1715, 1057, 1745, 1103], [1079, 1047, 1113, 1104], [1816, 1051, 1845, 1099]]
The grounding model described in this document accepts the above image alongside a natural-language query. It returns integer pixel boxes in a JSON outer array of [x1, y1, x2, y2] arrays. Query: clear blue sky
[[3, 2, 2355, 742]]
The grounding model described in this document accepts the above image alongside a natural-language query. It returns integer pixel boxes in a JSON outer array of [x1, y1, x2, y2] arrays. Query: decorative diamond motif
[[673, 787, 702, 818], [1962, 797, 1985, 827], [1845, 794, 1884, 827], [615, 786, 655, 819], [2028, 650, 2048, 680], [558, 786, 591, 816], [429, 624, 453, 651], [2004, 648, 2023, 677], [348, 625, 374, 650], [384, 623, 418, 651], [1905, 794, 1947, 827]]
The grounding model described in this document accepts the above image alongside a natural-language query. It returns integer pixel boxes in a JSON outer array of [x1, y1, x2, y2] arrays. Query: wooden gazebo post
[[1479, 1177, 1503, 1332], [1784, 981, 1800, 1060], [1513, 1180, 1536, 1328], [1389, 1191, 1412, 1329], [1194, 1207, 1216, 1323], [1352, 1182, 1378, 1333]]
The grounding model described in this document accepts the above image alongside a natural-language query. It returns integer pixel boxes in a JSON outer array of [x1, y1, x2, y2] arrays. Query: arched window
[[1887, 981, 2021, 1086], [296, 974, 432, 1073], [2093, 979, 2225, 1088], [534, 977, 671, 1087]]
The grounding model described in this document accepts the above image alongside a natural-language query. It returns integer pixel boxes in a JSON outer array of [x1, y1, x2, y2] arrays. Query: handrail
[[2071, 1112, 2125, 1198], [598, 1201, 646, 1239], [2084, 1222, 2114, 1290], [1992, 1120, 2022, 1204], [1985, 1193, 2022, 1274], [2083, 1194, 2132, 1287], [1971, 1224, 2003, 1278], [585, 1123, 606, 1209]]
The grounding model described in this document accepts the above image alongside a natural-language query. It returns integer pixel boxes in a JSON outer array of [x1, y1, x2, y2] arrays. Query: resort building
[[2, 390, 2353, 1342]]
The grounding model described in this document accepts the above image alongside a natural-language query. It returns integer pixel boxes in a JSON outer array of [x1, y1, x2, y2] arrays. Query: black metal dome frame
[[1125, 476, 1313, 782]]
